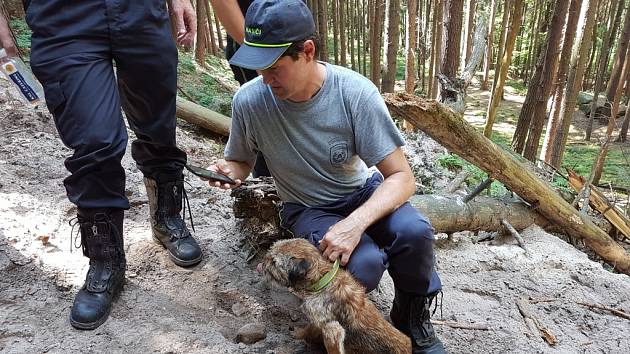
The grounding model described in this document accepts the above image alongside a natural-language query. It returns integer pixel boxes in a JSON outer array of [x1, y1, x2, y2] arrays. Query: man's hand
[[207, 159, 245, 190], [319, 217, 365, 266], [168, 0, 196, 47], [0, 15, 17, 57]]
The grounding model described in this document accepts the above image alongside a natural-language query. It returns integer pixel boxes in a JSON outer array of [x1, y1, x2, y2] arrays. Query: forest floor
[[1, 74, 630, 354]]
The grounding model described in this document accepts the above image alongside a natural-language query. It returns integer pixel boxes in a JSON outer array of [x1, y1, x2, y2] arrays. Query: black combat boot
[[144, 176, 202, 267], [390, 288, 447, 354], [69, 209, 126, 330]]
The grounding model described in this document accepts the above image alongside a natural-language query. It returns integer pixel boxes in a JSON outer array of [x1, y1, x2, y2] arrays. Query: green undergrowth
[[176, 53, 234, 117]]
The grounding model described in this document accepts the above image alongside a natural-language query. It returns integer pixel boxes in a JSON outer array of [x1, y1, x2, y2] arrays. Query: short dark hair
[[281, 34, 320, 60]]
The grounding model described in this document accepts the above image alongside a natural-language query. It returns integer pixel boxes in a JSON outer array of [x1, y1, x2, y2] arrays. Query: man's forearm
[[209, 0, 245, 44], [346, 171, 415, 230]]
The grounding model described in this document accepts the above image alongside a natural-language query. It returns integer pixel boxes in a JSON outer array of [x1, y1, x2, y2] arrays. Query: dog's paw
[[291, 325, 322, 343]]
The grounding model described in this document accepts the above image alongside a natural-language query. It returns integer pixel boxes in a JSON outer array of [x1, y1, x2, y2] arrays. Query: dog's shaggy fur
[[260, 238, 411, 354]]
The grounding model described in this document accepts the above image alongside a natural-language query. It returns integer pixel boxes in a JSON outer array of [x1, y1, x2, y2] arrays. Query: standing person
[[210, 0, 269, 177], [1, 0, 203, 330], [207, 1, 446, 352]]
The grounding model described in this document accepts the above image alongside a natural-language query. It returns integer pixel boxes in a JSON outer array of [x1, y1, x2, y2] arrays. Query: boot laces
[[161, 180, 196, 241], [68, 213, 116, 254]]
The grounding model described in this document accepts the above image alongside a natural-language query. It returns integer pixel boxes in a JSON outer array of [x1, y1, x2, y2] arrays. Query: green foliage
[[436, 153, 465, 170], [504, 78, 527, 95], [177, 53, 234, 117], [9, 18, 31, 54]]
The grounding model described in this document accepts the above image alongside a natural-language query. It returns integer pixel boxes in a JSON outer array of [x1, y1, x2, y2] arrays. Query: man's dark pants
[[24, 0, 186, 210], [280, 173, 442, 296]]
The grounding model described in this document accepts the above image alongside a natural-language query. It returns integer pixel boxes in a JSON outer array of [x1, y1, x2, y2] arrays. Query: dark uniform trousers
[[280, 173, 442, 296], [24, 0, 187, 210]]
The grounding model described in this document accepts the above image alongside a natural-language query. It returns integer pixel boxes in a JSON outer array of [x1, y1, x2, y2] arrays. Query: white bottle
[[0, 48, 45, 104]]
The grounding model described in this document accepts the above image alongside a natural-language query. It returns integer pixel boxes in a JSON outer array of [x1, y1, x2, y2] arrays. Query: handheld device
[[185, 164, 237, 185]]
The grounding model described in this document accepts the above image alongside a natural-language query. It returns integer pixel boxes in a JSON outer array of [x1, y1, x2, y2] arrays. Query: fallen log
[[233, 179, 559, 236], [383, 93, 630, 275], [175, 96, 231, 136], [567, 169, 630, 240]]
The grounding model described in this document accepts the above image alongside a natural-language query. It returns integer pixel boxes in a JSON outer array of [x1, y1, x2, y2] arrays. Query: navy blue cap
[[229, 0, 316, 70]]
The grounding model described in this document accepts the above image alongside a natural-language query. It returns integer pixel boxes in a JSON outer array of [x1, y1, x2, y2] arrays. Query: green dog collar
[[309, 259, 340, 293]]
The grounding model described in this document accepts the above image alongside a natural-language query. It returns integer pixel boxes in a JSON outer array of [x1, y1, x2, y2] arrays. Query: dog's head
[[258, 238, 328, 292]]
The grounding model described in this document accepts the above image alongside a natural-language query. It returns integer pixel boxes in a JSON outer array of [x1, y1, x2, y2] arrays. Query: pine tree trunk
[[340, 0, 347, 67], [406, 0, 418, 94], [205, 0, 218, 56], [549, 0, 601, 168], [540, 0, 583, 163], [195, 0, 207, 66], [382, 0, 401, 92], [464, 0, 476, 66], [481, 0, 497, 91], [214, 11, 224, 50], [332, 0, 339, 65], [317, 0, 329, 62], [520, 0, 570, 161], [491, 0, 512, 100], [484, 0, 524, 138], [591, 48, 630, 183], [440, 0, 464, 79], [370, 0, 385, 87], [585, 0, 623, 141], [523, 0, 540, 82], [428, 0, 443, 98], [605, 0, 630, 104]]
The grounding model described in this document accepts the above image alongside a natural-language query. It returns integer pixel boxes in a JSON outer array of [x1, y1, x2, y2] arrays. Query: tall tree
[[481, 0, 497, 91], [491, 0, 512, 99], [540, 0, 583, 163], [317, 0, 328, 61], [339, 0, 347, 67], [370, 0, 386, 86], [549, 0, 601, 168], [585, 0, 624, 141], [484, 0, 524, 138], [512, 0, 570, 161], [591, 48, 630, 183], [429, 0, 444, 98], [605, 0, 630, 104], [195, 0, 208, 66], [440, 0, 465, 78], [332, 0, 339, 64], [382, 0, 401, 92], [406, 0, 419, 94]]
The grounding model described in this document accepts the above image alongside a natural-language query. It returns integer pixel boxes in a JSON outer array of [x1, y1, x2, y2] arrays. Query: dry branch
[[567, 169, 630, 240], [576, 301, 630, 321], [383, 93, 630, 275], [501, 219, 528, 253], [430, 320, 490, 330], [516, 298, 558, 346]]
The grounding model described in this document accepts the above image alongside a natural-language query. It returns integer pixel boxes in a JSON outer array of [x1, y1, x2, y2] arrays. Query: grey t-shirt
[[225, 62, 405, 207]]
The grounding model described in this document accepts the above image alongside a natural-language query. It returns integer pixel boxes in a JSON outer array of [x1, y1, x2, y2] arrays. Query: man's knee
[[392, 217, 435, 258], [346, 249, 386, 292]]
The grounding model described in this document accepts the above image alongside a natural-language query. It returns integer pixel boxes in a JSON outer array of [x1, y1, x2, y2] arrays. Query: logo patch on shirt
[[329, 142, 348, 166]]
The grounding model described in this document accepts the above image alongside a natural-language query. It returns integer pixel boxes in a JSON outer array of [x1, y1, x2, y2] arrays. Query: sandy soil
[[1, 78, 629, 354]]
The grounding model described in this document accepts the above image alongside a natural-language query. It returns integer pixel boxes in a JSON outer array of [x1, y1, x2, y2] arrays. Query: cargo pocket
[[42, 81, 73, 148], [42, 81, 66, 116]]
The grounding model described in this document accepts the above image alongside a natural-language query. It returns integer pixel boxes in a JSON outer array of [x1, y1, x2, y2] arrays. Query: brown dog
[[259, 238, 411, 354]]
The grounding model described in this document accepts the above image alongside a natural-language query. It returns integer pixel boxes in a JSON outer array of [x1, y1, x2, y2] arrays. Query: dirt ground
[[1, 77, 630, 354]]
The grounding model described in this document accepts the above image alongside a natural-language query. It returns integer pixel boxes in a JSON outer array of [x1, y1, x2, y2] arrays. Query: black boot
[[144, 176, 202, 267], [390, 288, 446, 354], [69, 209, 126, 330]]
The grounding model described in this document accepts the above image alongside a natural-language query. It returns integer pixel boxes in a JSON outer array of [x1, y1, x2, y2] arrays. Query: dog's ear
[[288, 258, 309, 286]]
